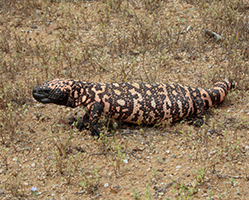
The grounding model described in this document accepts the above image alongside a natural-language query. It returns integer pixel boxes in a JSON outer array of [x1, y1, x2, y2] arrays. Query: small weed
[[5, 175, 25, 198], [98, 133, 112, 152], [229, 177, 238, 187], [0, 148, 9, 170], [144, 183, 151, 200], [51, 129, 73, 159], [79, 167, 99, 194], [194, 167, 206, 186], [132, 188, 141, 200], [113, 144, 126, 175], [31, 187, 37, 197]]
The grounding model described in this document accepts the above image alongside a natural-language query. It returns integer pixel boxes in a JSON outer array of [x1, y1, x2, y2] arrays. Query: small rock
[[158, 192, 164, 197], [23, 146, 31, 151], [157, 169, 164, 172], [176, 166, 181, 169], [47, 23, 61, 31], [245, 146, 249, 150], [208, 129, 215, 134], [210, 150, 217, 155], [153, 185, 158, 190], [30, 25, 38, 29], [186, 182, 192, 186], [104, 183, 109, 187], [0, 189, 5, 194], [172, 154, 176, 158], [52, 184, 58, 190], [115, 185, 120, 189], [123, 159, 128, 164]]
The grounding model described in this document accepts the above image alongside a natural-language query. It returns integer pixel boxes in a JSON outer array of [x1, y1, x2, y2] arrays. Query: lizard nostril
[[32, 87, 38, 94]]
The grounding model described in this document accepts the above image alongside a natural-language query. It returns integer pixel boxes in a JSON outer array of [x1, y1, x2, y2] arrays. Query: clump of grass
[[113, 144, 126, 175], [79, 167, 100, 194], [5, 175, 26, 198]]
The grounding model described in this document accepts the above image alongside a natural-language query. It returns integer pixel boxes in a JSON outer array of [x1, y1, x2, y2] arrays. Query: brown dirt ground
[[0, 0, 249, 199]]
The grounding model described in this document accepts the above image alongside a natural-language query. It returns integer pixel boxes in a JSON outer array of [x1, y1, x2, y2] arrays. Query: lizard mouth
[[32, 87, 54, 103], [32, 86, 69, 105], [33, 93, 54, 103]]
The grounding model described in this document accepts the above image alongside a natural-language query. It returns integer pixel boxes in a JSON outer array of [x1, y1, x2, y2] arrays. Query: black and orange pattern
[[33, 79, 236, 137]]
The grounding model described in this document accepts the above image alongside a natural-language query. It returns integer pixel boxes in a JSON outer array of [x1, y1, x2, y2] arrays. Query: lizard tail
[[206, 81, 237, 107]]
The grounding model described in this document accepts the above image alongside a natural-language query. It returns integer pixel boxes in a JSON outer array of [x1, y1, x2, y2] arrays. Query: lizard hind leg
[[189, 97, 206, 126]]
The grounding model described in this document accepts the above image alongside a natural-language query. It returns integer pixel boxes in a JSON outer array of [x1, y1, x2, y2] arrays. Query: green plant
[[132, 188, 141, 200], [145, 183, 151, 200], [113, 144, 126, 175], [5, 175, 25, 198], [79, 167, 99, 194], [196, 167, 205, 185]]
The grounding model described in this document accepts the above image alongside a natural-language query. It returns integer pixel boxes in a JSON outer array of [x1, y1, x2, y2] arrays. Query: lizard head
[[32, 79, 76, 106]]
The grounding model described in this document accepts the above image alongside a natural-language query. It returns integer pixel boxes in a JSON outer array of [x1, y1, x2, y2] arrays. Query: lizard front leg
[[69, 102, 104, 138], [86, 102, 104, 138]]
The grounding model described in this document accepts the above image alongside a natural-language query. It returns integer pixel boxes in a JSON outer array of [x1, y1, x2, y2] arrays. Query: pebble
[[176, 166, 181, 169], [210, 150, 217, 155], [115, 185, 120, 189], [123, 159, 128, 164], [52, 184, 58, 190], [172, 154, 176, 158], [30, 25, 38, 29], [104, 183, 109, 187]]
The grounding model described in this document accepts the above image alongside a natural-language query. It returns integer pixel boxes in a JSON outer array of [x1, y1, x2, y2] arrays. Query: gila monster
[[32, 79, 236, 138]]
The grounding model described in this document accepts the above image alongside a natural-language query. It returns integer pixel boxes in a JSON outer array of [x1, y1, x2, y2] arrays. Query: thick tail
[[205, 81, 237, 107]]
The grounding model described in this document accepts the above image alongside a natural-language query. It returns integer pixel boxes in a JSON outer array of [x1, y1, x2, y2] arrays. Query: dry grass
[[0, 0, 249, 199]]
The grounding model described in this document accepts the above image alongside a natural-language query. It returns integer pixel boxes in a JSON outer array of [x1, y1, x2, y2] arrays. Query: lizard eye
[[41, 87, 51, 94]]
